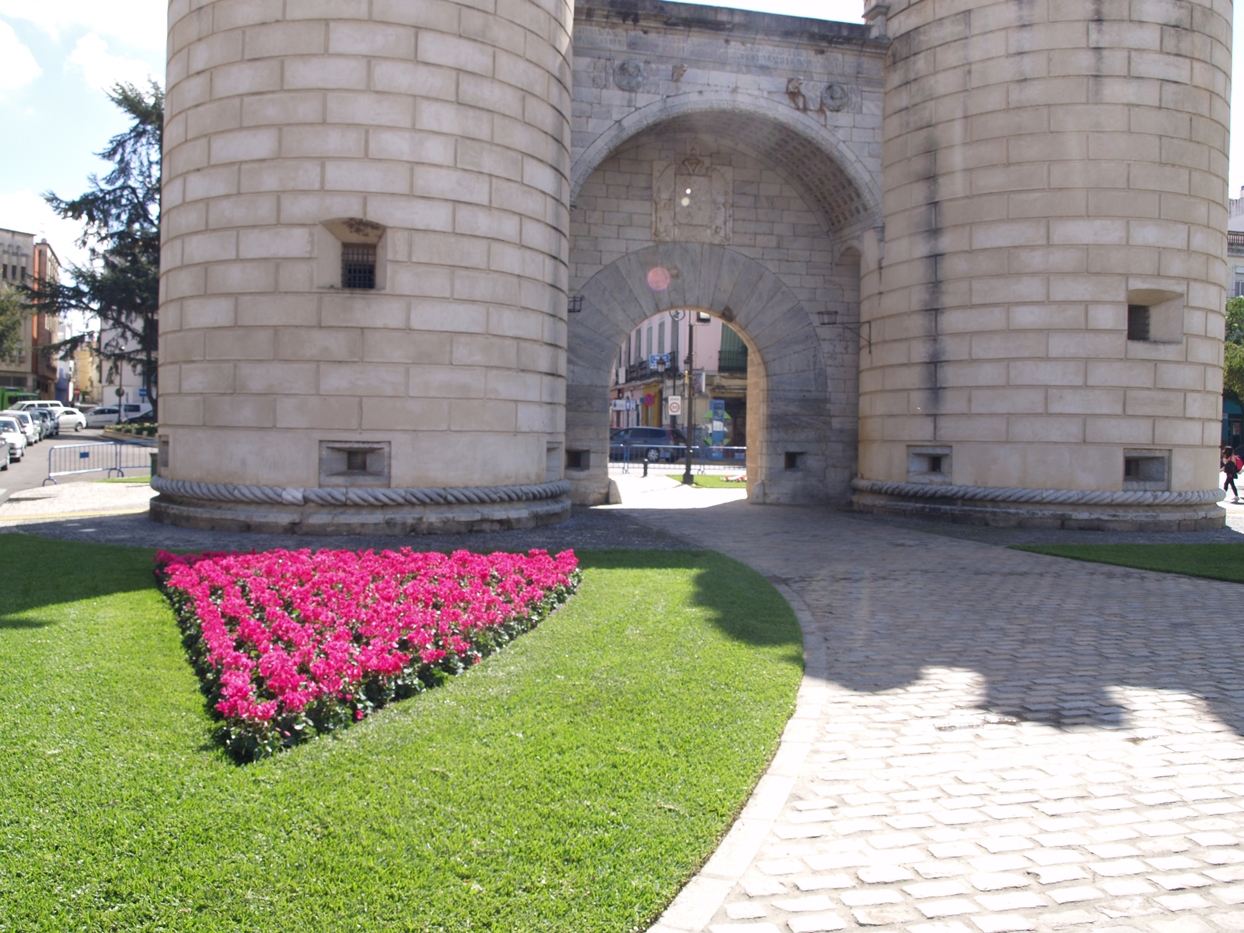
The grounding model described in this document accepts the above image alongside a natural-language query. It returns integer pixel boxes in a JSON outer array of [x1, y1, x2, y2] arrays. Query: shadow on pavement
[[620, 498, 1244, 737]]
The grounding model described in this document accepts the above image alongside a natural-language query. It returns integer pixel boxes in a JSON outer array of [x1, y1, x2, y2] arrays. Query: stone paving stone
[[600, 503, 1244, 933], [787, 914, 847, 932], [971, 917, 1035, 933]]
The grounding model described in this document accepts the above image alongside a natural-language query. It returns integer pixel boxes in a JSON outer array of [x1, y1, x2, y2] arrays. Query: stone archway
[[570, 91, 883, 239], [566, 243, 831, 506]]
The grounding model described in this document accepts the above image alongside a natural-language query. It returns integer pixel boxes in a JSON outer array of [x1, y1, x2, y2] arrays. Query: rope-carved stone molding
[[851, 478, 1225, 507], [151, 476, 572, 508]]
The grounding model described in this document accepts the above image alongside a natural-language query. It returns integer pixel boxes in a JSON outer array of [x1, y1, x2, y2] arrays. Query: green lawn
[[0, 536, 802, 932], [665, 474, 747, 489], [1014, 543, 1244, 584], [97, 475, 151, 483]]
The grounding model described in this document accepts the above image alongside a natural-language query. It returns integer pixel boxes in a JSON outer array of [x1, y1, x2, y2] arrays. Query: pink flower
[[155, 547, 580, 758]]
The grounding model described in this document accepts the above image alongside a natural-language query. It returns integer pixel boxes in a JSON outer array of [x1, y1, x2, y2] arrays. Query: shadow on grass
[[0, 533, 159, 628], [0, 535, 803, 656], [579, 549, 803, 653]]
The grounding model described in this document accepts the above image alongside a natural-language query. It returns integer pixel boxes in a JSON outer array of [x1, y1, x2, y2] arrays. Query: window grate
[[1127, 304, 1150, 341], [341, 243, 376, 290]]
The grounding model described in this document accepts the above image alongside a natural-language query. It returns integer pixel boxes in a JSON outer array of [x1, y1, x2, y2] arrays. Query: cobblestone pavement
[[625, 500, 1244, 933]]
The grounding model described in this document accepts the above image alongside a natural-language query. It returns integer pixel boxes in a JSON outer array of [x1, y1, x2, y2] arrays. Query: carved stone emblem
[[614, 59, 645, 91], [822, 83, 848, 112], [653, 154, 732, 244]]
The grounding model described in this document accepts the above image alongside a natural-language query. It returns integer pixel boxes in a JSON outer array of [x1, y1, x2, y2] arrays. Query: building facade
[[152, 0, 1232, 532], [609, 310, 747, 450], [0, 229, 59, 400]]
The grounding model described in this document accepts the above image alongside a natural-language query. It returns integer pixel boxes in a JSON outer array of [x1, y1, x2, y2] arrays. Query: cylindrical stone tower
[[855, 0, 1231, 529], [154, 0, 572, 533]]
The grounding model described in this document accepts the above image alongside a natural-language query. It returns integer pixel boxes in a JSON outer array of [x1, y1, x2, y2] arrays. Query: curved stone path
[[628, 501, 1244, 933]]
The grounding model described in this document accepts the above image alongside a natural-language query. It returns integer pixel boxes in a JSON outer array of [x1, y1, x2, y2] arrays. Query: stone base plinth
[[851, 479, 1225, 532], [148, 477, 572, 535]]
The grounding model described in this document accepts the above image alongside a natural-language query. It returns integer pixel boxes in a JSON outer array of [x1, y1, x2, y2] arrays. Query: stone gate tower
[[853, 0, 1231, 528], [153, 0, 573, 532]]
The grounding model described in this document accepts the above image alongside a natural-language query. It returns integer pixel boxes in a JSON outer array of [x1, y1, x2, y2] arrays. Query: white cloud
[[0, 0, 165, 51], [0, 189, 90, 269], [68, 33, 154, 92], [0, 20, 41, 91]]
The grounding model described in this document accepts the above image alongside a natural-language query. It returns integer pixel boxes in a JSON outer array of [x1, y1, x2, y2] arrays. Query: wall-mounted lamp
[[816, 311, 871, 353]]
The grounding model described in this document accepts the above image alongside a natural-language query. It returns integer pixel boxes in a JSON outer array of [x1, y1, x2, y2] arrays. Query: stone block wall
[[863, 0, 1231, 505], [565, 2, 888, 502], [159, 0, 573, 511]]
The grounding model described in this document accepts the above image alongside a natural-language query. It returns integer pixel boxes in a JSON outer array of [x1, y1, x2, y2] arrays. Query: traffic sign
[[667, 396, 682, 416], [642, 393, 655, 406]]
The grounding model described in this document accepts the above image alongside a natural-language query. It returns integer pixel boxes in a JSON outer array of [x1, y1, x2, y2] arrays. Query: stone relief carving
[[614, 59, 645, 91], [653, 153, 732, 244], [822, 83, 848, 112], [786, 77, 860, 117]]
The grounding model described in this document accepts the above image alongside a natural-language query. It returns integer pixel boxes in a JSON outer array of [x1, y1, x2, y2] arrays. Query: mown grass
[[1014, 543, 1244, 584], [664, 474, 747, 489], [0, 535, 802, 932], [96, 476, 151, 483]]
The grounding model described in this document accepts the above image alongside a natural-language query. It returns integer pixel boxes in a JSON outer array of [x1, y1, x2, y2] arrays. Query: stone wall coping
[[151, 476, 571, 508], [851, 478, 1224, 507]]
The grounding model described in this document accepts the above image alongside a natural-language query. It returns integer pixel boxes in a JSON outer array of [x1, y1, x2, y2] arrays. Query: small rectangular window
[[784, 451, 804, 469], [566, 449, 590, 470], [341, 243, 376, 290], [907, 445, 953, 485], [1122, 449, 1170, 491], [1127, 304, 1150, 341]]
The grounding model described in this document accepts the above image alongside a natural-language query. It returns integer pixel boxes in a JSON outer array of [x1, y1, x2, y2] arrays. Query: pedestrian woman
[[1223, 447, 1240, 502]]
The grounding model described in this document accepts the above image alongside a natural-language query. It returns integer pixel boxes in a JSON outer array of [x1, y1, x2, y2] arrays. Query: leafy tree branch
[[27, 81, 162, 414]]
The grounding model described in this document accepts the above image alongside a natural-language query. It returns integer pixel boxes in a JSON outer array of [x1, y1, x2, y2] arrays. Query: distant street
[[0, 428, 149, 502]]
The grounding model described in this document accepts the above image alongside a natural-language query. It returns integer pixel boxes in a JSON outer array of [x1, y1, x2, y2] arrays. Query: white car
[[56, 407, 87, 431], [86, 402, 152, 426], [0, 415, 25, 463], [1, 409, 38, 445], [85, 405, 121, 428], [14, 399, 64, 414]]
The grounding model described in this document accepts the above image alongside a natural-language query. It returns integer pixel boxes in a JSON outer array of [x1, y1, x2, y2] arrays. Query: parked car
[[56, 408, 87, 432], [85, 405, 121, 428], [0, 416, 25, 463], [13, 399, 63, 414], [33, 408, 58, 438], [609, 426, 688, 462], [122, 411, 157, 424], [87, 403, 152, 427], [1, 409, 38, 445]]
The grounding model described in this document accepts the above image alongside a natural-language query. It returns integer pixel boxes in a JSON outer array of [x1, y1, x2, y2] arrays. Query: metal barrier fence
[[43, 441, 154, 485], [608, 443, 747, 474]]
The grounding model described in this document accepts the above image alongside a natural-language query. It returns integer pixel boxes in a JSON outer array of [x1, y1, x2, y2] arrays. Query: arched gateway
[[566, 243, 833, 505], [151, 0, 1230, 533]]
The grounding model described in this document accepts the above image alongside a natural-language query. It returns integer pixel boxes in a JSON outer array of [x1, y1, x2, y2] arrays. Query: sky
[[0, 0, 1241, 272]]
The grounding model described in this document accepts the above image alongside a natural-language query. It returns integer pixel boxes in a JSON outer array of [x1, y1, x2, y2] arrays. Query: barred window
[[1126, 304, 1150, 341], [341, 243, 376, 290]]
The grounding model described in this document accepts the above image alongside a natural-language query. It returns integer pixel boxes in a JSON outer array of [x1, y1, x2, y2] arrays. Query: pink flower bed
[[155, 547, 580, 761]]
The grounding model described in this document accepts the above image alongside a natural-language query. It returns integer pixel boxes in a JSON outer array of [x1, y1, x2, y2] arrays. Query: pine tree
[[32, 81, 162, 417]]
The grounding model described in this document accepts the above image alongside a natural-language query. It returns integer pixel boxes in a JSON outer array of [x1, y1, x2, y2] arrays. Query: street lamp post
[[682, 317, 695, 485]]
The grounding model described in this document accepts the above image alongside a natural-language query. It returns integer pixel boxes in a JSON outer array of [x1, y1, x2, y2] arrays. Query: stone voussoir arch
[[565, 242, 831, 506], [569, 90, 883, 234]]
